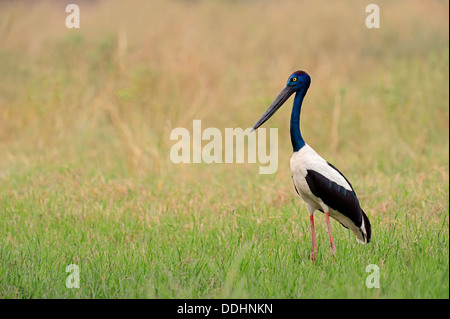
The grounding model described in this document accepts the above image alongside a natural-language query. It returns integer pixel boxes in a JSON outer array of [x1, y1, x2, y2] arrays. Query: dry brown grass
[[0, 0, 448, 214]]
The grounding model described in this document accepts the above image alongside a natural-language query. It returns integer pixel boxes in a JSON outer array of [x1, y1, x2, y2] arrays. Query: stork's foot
[[310, 248, 318, 262], [330, 244, 337, 257]]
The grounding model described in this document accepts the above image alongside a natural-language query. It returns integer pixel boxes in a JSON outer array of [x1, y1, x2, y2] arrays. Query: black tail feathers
[[361, 210, 372, 243]]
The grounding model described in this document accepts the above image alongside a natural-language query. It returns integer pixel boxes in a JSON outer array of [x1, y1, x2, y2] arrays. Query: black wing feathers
[[326, 162, 356, 195], [305, 167, 362, 227]]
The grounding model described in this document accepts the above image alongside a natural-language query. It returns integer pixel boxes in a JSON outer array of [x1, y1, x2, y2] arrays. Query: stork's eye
[[292, 77, 297, 82]]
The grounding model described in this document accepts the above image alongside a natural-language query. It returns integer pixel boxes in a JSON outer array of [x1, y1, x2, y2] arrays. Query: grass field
[[0, 0, 448, 298]]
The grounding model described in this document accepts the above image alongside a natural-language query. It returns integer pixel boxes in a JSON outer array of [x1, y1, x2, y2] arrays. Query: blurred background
[[0, 0, 448, 298], [0, 0, 448, 220]]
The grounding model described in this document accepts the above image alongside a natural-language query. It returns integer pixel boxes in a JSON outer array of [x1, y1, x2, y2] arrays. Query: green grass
[[1, 164, 448, 298], [0, 0, 449, 298]]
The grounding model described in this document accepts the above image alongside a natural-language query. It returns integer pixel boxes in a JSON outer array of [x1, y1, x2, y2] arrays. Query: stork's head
[[253, 70, 310, 131], [286, 70, 311, 91]]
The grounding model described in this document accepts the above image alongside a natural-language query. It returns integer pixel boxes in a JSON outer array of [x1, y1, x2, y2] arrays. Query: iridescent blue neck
[[290, 90, 306, 152]]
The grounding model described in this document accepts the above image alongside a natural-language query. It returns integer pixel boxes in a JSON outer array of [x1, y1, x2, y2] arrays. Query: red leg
[[310, 214, 318, 261], [325, 212, 337, 256]]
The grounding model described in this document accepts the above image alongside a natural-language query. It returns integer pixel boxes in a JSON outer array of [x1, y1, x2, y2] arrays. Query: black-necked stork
[[253, 71, 371, 260]]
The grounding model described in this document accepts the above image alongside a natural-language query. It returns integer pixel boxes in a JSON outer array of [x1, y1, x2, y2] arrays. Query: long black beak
[[252, 86, 295, 131]]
